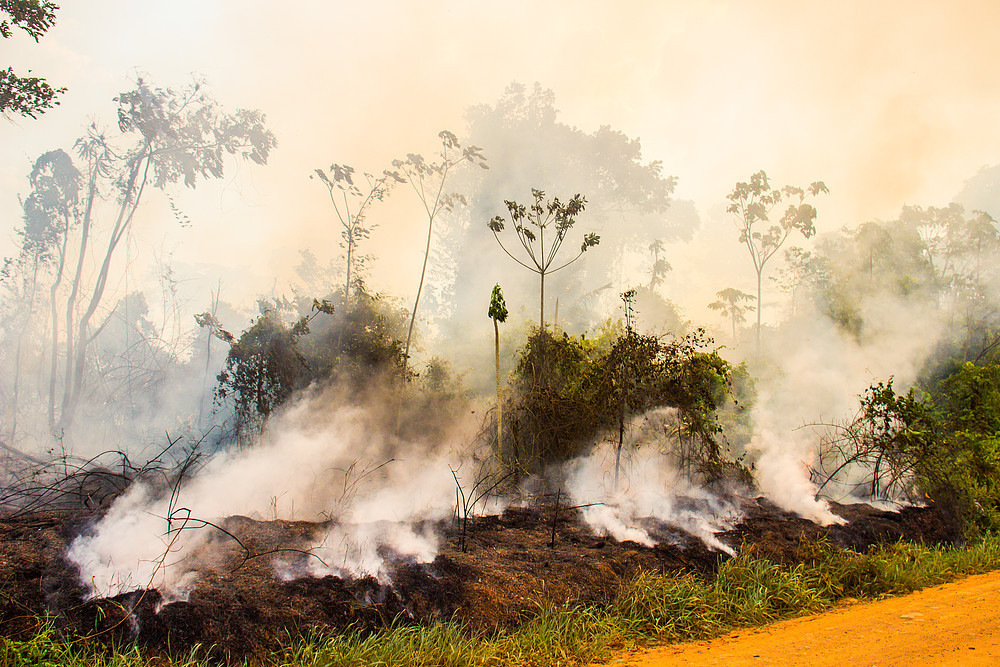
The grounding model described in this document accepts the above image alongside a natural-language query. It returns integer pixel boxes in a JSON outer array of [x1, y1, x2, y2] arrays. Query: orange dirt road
[[608, 571, 1000, 666]]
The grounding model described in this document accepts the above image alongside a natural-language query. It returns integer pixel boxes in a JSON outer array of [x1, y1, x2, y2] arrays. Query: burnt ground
[[0, 497, 959, 662]]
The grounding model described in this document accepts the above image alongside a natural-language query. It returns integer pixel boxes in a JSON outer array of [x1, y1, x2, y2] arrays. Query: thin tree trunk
[[47, 216, 70, 428], [403, 212, 434, 381], [63, 151, 148, 429], [540, 271, 545, 330], [495, 318, 502, 456], [345, 234, 352, 298], [756, 268, 763, 358]]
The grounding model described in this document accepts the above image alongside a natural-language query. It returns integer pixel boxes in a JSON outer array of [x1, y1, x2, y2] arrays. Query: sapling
[[488, 284, 508, 457]]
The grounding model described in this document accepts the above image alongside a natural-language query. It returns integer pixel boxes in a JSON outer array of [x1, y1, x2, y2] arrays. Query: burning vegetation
[[3, 70, 1000, 664]]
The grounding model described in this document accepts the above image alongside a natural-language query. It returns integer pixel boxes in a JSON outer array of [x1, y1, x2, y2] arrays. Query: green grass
[[7, 533, 1000, 666]]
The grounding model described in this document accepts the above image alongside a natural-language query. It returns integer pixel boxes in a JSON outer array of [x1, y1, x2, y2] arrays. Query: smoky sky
[[3, 1, 1000, 315]]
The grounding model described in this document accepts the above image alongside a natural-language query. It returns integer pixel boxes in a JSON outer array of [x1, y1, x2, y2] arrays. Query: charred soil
[[0, 498, 959, 662]]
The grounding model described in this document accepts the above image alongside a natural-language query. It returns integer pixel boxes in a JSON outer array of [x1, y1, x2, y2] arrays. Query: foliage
[[207, 299, 333, 447], [707, 287, 755, 340], [489, 283, 508, 323], [500, 326, 734, 479], [0, 76, 277, 438], [202, 288, 412, 446], [727, 170, 828, 353], [1, 0, 64, 118], [488, 188, 598, 327], [295, 287, 408, 385], [817, 365, 1000, 534], [311, 163, 404, 295]]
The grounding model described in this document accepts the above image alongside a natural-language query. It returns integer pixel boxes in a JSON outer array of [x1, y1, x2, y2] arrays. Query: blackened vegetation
[[0, 498, 956, 662]]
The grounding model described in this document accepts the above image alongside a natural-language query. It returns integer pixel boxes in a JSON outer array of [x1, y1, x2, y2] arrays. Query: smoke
[[748, 291, 946, 522], [67, 381, 481, 599], [563, 411, 741, 555]]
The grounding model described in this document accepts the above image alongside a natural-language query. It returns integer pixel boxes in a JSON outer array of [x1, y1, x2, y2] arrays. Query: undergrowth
[[5, 534, 1000, 667]]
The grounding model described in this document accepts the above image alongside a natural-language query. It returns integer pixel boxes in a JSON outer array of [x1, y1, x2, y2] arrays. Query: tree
[[488, 284, 508, 454], [449, 82, 682, 334], [727, 170, 828, 355], [205, 299, 334, 448], [393, 130, 486, 380], [487, 188, 599, 328], [311, 164, 402, 297], [18, 149, 80, 431], [647, 239, 672, 290], [708, 287, 755, 340], [47, 77, 275, 432], [1, 0, 65, 118]]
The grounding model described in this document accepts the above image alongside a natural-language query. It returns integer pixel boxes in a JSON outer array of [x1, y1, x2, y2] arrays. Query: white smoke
[[749, 292, 946, 522], [564, 415, 741, 555], [67, 384, 478, 599]]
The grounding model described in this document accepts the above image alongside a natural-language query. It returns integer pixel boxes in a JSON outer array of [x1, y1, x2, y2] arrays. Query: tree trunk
[[495, 318, 502, 458], [62, 152, 147, 430], [403, 211, 435, 382], [756, 268, 763, 359], [539, 271, 545, 330]]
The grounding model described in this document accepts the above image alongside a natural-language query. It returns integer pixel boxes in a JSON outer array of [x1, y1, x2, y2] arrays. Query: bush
[[499, 327, 740, 480], [818, 363, 1000, 534]]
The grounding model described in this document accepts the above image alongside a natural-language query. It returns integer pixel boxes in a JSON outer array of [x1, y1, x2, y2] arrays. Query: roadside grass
[[6, 533, 1000, 667]]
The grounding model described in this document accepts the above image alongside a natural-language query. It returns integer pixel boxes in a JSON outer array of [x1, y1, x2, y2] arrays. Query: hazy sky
[[4, 0, 1000, 313]]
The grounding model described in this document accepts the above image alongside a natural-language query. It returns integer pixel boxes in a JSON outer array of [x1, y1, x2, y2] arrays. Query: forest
[[4, 2, 1000, 664]]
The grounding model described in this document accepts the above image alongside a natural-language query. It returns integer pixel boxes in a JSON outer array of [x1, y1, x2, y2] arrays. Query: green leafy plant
[[488, 188, 599, 329]]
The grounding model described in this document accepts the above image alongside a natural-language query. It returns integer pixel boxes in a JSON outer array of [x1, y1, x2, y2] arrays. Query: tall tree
[[393, 130, 486, 380], [487, 188, 599, 328], [708, 287, 755, 340], [47, 77, 275, 432], [727, 170, 827, 355], [1, 0, 64, 118], [311, 164, 402, 297]]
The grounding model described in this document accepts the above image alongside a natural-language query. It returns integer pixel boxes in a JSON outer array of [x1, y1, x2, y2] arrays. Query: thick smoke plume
[[68, 381, 481, 599], [749, 292, 946, 521]]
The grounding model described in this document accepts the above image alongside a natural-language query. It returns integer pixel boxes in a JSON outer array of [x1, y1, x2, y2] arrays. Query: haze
[[4, 1, 1000, 313]]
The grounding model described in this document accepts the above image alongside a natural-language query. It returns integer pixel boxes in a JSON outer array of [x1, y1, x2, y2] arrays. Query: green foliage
[[211, 301, 329, 446], [1, 1, 64, 118], [501, 326, 735, 478], [821, 364, 1000, 533], [203, 288, 411, 446], [489, 283, 508, 323], [296, 289, 407, 385]]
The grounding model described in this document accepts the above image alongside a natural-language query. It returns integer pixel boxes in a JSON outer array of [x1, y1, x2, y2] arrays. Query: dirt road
[[610, 571, 1000, 666]]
